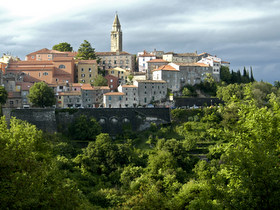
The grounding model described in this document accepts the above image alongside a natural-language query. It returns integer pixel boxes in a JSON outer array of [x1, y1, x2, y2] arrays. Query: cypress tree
[[250, 66, 255, 82]]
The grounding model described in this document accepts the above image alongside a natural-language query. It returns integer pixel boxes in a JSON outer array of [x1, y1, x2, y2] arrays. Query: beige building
[[97, 51, 135, 72], [76, 60, 98, 84], [107, 67, 131, 84], [57, 91, 82, 108]]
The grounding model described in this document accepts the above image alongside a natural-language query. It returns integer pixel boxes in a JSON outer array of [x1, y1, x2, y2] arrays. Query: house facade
[[97, 51, 135, 72], [103, 92, 125, 108], [118, 84, 138, 107], [137, 50, 156, 73], [152, 65, 180, 92], [76, 60, 98, 84], [163, 52, 198, 63], [133, 80, 167, 106]]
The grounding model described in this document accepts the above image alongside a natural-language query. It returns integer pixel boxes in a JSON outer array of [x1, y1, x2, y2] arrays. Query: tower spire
[[111, 13, 122, 52]]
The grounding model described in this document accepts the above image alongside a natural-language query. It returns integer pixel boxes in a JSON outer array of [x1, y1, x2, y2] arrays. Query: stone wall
[[3, 108, 170, 135]]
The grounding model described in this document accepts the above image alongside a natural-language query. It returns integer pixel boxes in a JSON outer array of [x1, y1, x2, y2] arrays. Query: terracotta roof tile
[[152, 65, 179, 72], [147, 59, 168, 63], [104, 92, 125, 96], [77, 60, 97, 64], [122, 85, 138, 88]]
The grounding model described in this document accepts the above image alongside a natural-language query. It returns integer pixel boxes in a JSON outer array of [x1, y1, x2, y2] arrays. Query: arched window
[[59, 64, 65, 69]]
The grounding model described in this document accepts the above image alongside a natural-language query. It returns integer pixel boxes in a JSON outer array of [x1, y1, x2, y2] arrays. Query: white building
[[152, 65, 180, 92], [197, 55, 221, 82], [137, 51, 156, 73]]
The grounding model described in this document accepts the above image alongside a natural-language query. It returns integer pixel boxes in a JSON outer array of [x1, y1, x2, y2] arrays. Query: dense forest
[[1, 73, 280, 209]]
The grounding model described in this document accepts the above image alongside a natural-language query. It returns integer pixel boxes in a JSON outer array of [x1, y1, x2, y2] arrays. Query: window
[[111, 70, 114, 74], [39, 72, 41, 77], [119, 96, 122, 100], [81, 68, 84, 72], [89, 74, 91, 78], [89, 68, 91, 72], [43, 72, 48, 76], [110, 79, 113, 82], [81, 74, 85, 77], [114, 60, 117, 64], [59, 65, 66, 69], [109, 96, 112, 100]]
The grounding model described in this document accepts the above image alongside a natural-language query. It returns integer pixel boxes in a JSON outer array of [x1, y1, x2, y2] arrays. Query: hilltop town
[[0, 14, 230, 109]]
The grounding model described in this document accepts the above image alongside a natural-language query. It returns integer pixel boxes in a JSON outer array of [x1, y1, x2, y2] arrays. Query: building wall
[[4, 108, 171, 135], [103, 93, 125, 108], [138, 55, 156, 73], [105, 74, 119, 90], [153, 70, 180, 92], [118, 85, 138, 107], [134, 80, 167, 106], [77, 61, 98, 84], [98, 52, 135, 72]]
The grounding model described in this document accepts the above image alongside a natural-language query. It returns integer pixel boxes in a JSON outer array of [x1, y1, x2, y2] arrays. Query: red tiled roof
[[152, 65, 179, 72], [122, 85, 137, 88], [77, 60, 97, 64], [147, 59, 168, 63], [81, 83, 93, 90], [59, 91, 81, 96], [174, 62, 210, 67], [104, 92, 125, 96]]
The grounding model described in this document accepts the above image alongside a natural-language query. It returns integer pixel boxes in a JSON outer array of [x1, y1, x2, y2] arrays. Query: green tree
[[220, 66, 231, 84], [68, 115, 101, 140], [0, 86, 8, 115], [28, 82, 55, 107], [76, 40, 97, 60], [92, 74, 108, 86], [0, 117, 91, 209], [250, 66, 255, 82], [52, 42, 73, 52]]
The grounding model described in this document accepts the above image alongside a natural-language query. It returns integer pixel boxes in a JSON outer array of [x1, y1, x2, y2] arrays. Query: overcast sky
[[1, 0, 279, 83]]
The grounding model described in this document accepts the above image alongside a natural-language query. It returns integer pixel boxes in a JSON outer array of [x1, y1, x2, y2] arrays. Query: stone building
[[163, 52, 198, 63], [103, 92, 125, 108], [152, 65, 180, 92], [169, 62, 212, 86], [147, 59, 169, 80], [76, 60, 98, 84], [57, 91, 82, 108], [118, 84, 138, 107], [133, 80, 167, 106], [97, 51, 135, 72]]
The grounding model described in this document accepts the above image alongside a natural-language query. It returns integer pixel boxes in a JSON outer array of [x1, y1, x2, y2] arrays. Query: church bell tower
[[111, 13, 122, 52]]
